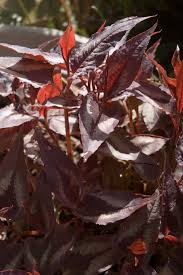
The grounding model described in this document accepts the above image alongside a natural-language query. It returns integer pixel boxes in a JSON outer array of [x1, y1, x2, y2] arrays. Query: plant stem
[[64, 109, 73, 158]]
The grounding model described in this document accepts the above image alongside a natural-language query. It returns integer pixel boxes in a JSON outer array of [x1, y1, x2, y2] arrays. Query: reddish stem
[[64, 109, 73, 158]]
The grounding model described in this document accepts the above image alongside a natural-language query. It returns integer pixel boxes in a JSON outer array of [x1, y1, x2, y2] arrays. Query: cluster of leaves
[[0, 15, 182, 275]]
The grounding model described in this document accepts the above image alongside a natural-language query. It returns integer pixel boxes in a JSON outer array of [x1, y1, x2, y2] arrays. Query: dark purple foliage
[[0, 15, 182, 275]]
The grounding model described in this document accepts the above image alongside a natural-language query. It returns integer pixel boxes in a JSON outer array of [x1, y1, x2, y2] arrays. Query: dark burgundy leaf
[[142, 189, 161, 252], [62, 234, 122, 275], [70, 16, 154, 77], [162, 247, 183, 275], [25, 223, 78, 275], [102, 130, 167, 162], [105, 22, 157, 97], [44, 95, 79, 109], [0, 127, 18, 152], [0, 43, 65, 67], [84, 249, 114, 275], [0, 242, 24, 270], [73, 234, 113, 256], [28, 172, 55, 234], [176, 130, 183, 166], [76, 191, 152, 225], [137, 38, 161, 81], [0, 57, 54, 86], [117, 207, 147, 243], [162, 169, 183, 234], [122, 80, 175, 114], [0, 130, 28, 217], [79, 94, 122, 161], [35, 129, 82, 207], [104, 136, 139, 161], [133, 153, 161, 181], [0, 105, 33, 129]]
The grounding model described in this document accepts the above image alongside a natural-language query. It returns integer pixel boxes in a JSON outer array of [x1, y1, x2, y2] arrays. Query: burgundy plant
[[0, 15, 182, 275]]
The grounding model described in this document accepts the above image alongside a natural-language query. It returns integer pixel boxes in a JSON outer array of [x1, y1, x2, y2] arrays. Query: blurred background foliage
[[0, 0, 183, 70]]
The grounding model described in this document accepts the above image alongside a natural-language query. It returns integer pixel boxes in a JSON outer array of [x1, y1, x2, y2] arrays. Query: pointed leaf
[[0, 43, 65, 66], [70, 16, 154, 76], [25, 223, 78, 275], [37, 83, 60, 104], [79, 94, 122, 161], [59, 24, 75, 62], [131, 135, 167, 155], [147, 56, 176, 96], [96, 20, 106, 33], [140, 102, 161, 131], [105, 22, 157, 97], [76, 191, 152, 225], [28, 172, 55, 234], [0, 104, 33, 129], [137, 38, 161, 81], [171, 45, 181, 77], [0, 131, 28, 217], [35, 129, 82, 207], [142, 189, 161, 251], [133, 153, 161, 181], [123, 80, 175, 114], [102, 131, 167, 162], [0, 57, 54, 87]]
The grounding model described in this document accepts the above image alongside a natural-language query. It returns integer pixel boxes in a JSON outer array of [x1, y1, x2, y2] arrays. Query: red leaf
[[97, 20, 106, 33], [164, 234, 179, 243], [147, 55, 176, 95], [176, 61, 183, 113], [128, 239, 147, 255], [59, 24, 76, 62], [37, 83, 60, 104]]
